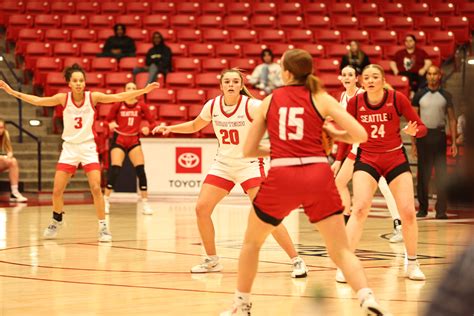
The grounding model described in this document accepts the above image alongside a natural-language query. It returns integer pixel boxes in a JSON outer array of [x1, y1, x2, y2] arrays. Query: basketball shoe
[[291, 257, 308, 278], [190, 256, 223, 273], [405, 260, 426, 281], [361, 295, 392, 316], [389, 221, 403, 243], [220, 303, 252, 316], [43, 219, 63, 239], [335, 268, 347, 283], [98, 225, 112, 242]]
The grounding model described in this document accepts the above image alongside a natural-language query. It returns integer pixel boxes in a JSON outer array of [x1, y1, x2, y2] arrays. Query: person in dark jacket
[[340, 40, 370, 75], [133, 32, 172, 85], [97, 24, 136, 60]]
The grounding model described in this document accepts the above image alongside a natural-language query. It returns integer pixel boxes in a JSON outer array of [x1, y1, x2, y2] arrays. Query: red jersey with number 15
[[267, 85, 326, 159], [106, 101, 156, 135], [346, 89, 427, 153]]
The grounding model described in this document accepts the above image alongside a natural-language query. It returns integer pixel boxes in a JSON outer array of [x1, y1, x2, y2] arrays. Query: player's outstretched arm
[[92, 82, 159, 104], [0, 80, 64, 107], [152, 117, 210, 136]]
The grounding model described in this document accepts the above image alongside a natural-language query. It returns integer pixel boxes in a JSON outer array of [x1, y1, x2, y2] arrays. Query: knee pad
[[135, 164, 147, 191], [106, 165, 121, 189]]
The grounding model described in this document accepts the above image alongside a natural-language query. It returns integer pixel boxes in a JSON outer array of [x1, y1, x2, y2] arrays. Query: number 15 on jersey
[[279, 107, 304, 140]]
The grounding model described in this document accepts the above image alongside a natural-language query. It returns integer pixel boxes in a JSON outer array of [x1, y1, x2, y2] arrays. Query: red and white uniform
[[107, 101, 156, 151], [347, 89, 427, 181], [57, 91, 100, 173], [253, 86, 343, 225], [199, 94, 264, 192]]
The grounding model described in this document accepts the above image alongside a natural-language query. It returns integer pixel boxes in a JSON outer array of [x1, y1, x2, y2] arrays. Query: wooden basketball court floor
[[0, 196, 472, 315]]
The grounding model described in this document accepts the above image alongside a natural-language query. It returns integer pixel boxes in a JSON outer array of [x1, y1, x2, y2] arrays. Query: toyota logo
[[178, 153, 200, 168]]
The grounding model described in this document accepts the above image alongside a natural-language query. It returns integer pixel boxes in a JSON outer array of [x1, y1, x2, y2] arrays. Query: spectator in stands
[[249, 48, 282, 94], [340, 41, 370, 75], [132, 32, 172, 85], [97, 24, 136, 60], [390, 35, 432, 98], [0, 119, 27, 202], [411, 65, 457, 219]]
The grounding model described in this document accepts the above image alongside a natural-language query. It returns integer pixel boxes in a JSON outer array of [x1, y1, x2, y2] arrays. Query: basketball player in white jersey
[[0, 64, 159, 242], [153, 69, 308, 278]]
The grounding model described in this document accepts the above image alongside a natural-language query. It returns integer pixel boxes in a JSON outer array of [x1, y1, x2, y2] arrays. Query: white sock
[[208, 255, 219, 261], [98, 220, 107, 228], [104, 196, 109, 201], [11, 185, 19, 195], [357, 288, 374, 303], [234, 290, 250, 305], [142, 198, 148, 203], [291, 256, 300, 262], [378, 177, 401, 220]]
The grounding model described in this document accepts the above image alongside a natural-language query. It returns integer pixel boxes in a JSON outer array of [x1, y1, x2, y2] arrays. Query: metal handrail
[[5, 120, 42, 192], [0, 53, 24, 142]]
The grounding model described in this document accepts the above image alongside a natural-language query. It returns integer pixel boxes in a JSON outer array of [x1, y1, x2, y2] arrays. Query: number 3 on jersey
[[74, 117, 82, 129], [370, 124, 385, 138], [279, 107, 304, 140]]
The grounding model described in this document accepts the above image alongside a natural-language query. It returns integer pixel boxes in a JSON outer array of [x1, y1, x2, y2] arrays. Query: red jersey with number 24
[[346, 89, 427, 153], [267, 85, 326, 159]]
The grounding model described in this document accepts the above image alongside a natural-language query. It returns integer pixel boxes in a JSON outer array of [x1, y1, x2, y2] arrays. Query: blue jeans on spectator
[[132, 64, 165, 86]]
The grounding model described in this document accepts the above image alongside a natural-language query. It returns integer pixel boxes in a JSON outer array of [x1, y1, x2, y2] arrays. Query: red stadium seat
[[176, 88, 207, 105], [224, 15, 250, 29], [188, 43, 215, 57], [314, 58, 340, 74], [386, 16, 414, 31], [142, 15, 169, 29], [147, 89, 176, 105], [197, 15, 223, 29], [294, 44, 325, 58], [304, 3, 327, 15], [341, 30, 370, 44], [240, 43, 268, 59], [33, 57, 62, 87], [76, 2, 101, 15], [6, 15, 34, 43], [169, 15, 196, 29], [105, 72, 134, 89], [176, 29, 202, 44], [45, 72, 67, 95], [215, 44, 242, 58], [318, 73, 341, 91], [380, 3, 404, 16], [168, 43, 188, 57], [188, 104, 204, 119], [228, 58, 257, 72], [415, 16, 442, 32], [63, 57, 91, 71], [369, 30, 398, 46], [54, 42, 80, 58], [44, 29, 70, 43], [278, 15, 304, 30], [200, 124, 216, 138], [90, 58, 118, 72], [358, 16, 386, 30], [24, 42, 52, 71], [71, 29, 97, 43], [404, 3, 430, 17], [250, 15, 277, 30], [97, 29, 115, 42], [259, 30, 286, 44], [325, 44, 349, 59], [398, 30, 428, 45], [150, 2, 176, 15], [127, 28, 149, 42], [304, 15, 331, 29], [429, 31, 456, 60], [442, 16, 471, 45], [269, 44, 294, 58], [252, 2, 277, 15], [201, 2, 226, 15], [278, 3, 303, 15], [195, 73, 221, 88], [285, 29, 314, 44], [166, 72, 195, 88], [230, 29, 258, 44], [313, 29, 342, 44], [25, 1, 50, 14], [61, 14, 88, 29], [51, 2, 75, 14], [34, 14, 60, 29], [80, 42, 104, 57], [385, 75, 410, 97], [158, 105, 187, 121], [173, 58, 201, 73], [85, 72, 105, 88], [457, 3, 474, 30], [175, 2, 202, 15], [202, 29, 230, 44], [201, 58, 229, 73], [119, 57, 145, 71], [14, 29, 43, 56], [372, 59, 393, 74], [136, 72, 164, 89], [431, 2, 456, 17], [354, 3, 378, 17], [89, 15, 115, 30], [125, 2, 151, 15], [421, 45, 442, 66], [383, 45, 404, 60], [136, 43, 152, 56], [360, 45, 383, 59], [115, 15, 142, 28], [332, 16, 358, 30], [226, 3, 252, 16], [101, 2, 125, 15]]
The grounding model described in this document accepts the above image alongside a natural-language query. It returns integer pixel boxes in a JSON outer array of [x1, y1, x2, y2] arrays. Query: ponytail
[[305, 74, 324, 95]]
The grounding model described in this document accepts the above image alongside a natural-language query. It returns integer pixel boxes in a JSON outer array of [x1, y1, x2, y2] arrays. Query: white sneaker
[[291, 257, 308, 278], [389, 225, 403, 243], [405, 261, 426, 281], [142, 202, 153, 215], [43, 219, 63, 239], [190, 256, 223, 273], [361, 295, 391, 316], [335, 268, 347, 283], [220, 303, 252, 316], [98, 226, 112, 243], [10, 192, 28, 202], [104, 197, 110, 214]]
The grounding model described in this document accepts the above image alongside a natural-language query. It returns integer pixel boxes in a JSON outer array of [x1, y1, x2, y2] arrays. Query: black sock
[[53, 212, 63, 222], [344, 214, 350, 225]]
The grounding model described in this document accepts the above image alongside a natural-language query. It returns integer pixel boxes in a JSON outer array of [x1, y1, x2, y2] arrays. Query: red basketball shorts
[[112, 134, 141, 152], [253, 163, 343, 226]]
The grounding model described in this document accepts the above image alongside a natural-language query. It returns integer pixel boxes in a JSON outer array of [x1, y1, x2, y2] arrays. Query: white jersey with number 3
[[200, 95, 260, 165], [62, 91, 96, 144]]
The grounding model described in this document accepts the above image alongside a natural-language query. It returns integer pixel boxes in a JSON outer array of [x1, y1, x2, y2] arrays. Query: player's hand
[[451, 144, 458, 158], [108, 122, 118, 131], [0, 80, 14, 95], [152, 124, 171, 136], [402, 121, 418, 137], [141, 126, 150, 136], [143, 82, 160, 93], [323, 120, 346, 141], [331, 161, 341, 176]]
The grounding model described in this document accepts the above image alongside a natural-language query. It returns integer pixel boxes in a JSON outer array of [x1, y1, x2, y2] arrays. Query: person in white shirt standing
[[249, 48, 283, 94], [0, 64, 158, 242], [153, 69, 308, 278]]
